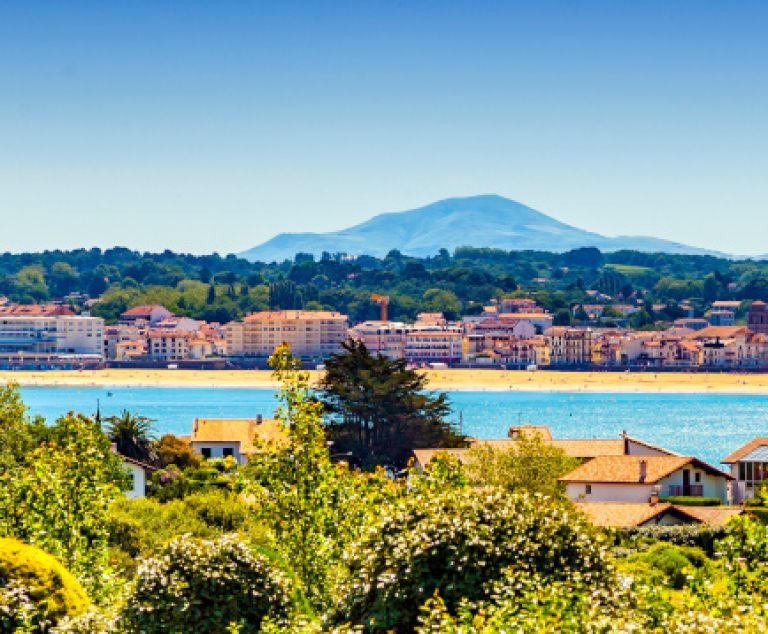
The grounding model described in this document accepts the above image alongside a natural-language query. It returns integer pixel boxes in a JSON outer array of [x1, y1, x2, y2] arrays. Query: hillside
[[240, 195, 723, 262]]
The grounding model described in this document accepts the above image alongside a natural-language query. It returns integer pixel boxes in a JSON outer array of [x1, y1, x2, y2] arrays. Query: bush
[[622, 524, 727, 556], [182, 489, 252, 532], [106, 497, 215, 562], [660, 496, 721, 506], [121, 535, 292, 634], [331, 488, 611, 632], [0, 537, 89, 630], [624, 542, 709, 589]]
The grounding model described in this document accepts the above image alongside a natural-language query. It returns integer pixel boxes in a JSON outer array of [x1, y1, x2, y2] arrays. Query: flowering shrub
[[0, 537, 89, 631], [0, 414, 122, 598], [331, 487, 611, 632], [622, 523, 727, 555], [120, 535, 292, 633]]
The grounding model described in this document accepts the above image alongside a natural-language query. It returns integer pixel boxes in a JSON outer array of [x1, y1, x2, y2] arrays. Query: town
[[2, 295, 768, 370]]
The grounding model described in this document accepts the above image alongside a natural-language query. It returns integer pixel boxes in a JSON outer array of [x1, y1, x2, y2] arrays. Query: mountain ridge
[[240, 195, 726, 262]]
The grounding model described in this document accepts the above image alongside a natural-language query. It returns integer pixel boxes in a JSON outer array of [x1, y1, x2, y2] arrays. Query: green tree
[[464, 433, 579, 498], [105, 410, 156, 463], [236, 344, 395, 610], [0, 414, 125, 596], [320, 339, 466, 468]]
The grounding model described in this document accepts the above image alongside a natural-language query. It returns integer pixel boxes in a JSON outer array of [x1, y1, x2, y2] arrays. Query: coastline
[[3, 368, 768, 395]]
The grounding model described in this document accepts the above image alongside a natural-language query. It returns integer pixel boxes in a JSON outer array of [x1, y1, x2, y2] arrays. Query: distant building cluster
[[2, 296, 768, 369]]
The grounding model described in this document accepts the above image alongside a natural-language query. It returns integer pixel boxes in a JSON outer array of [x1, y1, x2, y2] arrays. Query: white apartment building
[[225, 310, 349, 359], [404, 328, 463, 364], [348, 321, 409, 358], [147, 329, 192, 361], [0, 315, 104, 361]]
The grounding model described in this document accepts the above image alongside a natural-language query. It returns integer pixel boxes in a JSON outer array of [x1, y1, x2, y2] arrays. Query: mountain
[[239, 195, 724, 262]]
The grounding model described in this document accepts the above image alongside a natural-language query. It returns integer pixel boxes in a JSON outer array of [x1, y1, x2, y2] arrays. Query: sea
[[17, 386, 768, 467]]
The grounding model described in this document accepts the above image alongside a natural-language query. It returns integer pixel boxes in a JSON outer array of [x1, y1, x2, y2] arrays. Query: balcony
[[668, 484, 703, 497]]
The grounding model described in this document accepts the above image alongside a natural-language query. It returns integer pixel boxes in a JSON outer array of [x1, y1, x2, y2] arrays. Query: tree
[[156, 433, 201, 469], [236, 344, 393, 610], [319, 339, 466, 468], [464, 432, 579, 499], [0, 384, 46, 470], [0, 414, 125, 596], [105, 410, 156, 463]]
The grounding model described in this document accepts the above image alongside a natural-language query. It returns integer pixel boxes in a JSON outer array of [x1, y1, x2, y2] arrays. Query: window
[[695, 472, 701, 483], [201, 448, 211, 459], [585, 484, 592, 495], [223, 447, 234, 457]]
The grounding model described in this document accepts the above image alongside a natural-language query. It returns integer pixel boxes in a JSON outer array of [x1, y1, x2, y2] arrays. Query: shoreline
[[3, 369, 768, 395]]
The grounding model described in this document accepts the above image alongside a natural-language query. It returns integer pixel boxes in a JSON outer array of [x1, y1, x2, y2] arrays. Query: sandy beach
[[2, 368, 768, 394]]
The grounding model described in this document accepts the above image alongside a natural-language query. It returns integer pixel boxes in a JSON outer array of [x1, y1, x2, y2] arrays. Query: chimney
[[256, 414, 263, 424], [649, 492, 659, 506], [639, 459, 647, 483]]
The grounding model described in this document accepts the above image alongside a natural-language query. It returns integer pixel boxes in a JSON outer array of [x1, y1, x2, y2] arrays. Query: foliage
[[155, 432, 201, 469], [331, 487, 611, 632], [104, 410, 156, 464], [320, 339, 466, 468], [621, 523, 728, 556], [0, 414, 125, 598], [120, 535, 293, 634], [464, 432, 579, 498], [660, 495, 721, 506], [0, 383, 47, 471], [717, 514, 768, 595], [0, 538, 89, 631], [622, 542, 710, 589], [237, 345, 398, 611]]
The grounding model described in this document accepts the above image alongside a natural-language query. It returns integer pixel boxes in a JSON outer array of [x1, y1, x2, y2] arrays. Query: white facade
[[569, 468, 730, 504], [123, 460, 148, 499], [0, 315, 104, 359]]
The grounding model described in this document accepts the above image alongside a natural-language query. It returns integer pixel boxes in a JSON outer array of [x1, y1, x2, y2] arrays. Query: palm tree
[[105, 410, 156, 463]]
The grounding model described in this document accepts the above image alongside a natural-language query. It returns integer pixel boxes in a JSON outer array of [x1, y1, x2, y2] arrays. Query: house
[[722, 437, 768, 503], [190, 416, 287, 464], [120, 305, 174, 326], [575, 501, 743, 528], [559, 455, 733, 504], [121, 455, 156, 499], [748, 301, 768, 333], [411, 428, 676, 470]]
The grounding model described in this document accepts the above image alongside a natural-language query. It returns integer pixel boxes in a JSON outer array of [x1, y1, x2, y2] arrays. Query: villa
[[722, 437, 768, 503], [190, 415, 287, 464], [559, 455, 733, 504]]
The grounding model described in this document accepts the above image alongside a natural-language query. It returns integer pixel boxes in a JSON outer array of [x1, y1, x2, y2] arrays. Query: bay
[[17, 386, 768, 466]]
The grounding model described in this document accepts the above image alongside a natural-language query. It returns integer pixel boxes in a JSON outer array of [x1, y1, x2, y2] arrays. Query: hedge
[[660, 496, 721, 506]]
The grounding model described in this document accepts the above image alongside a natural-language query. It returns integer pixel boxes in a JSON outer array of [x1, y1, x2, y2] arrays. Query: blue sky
[[1, 1, 766, 255]]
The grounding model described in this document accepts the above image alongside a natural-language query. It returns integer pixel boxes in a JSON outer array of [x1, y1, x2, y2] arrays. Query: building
[[709, 310, 735, 327], [348, 321, 409, 358], [404, 328, 463, 365], [0, 315, 104, 363], [225, 310, 349, 360], [722, 437, 768, 503], [560, 455, 733, 504], [121, 456, 155, 499], [0, 303, 75, 317], [546, 327, 593, 366], [190, 416, 287, 464], [575, 501, 743, 528], [748, 301, 768, 334], [411, 428, 676, 470], [120, 305, 174, 326], [147, 329, 193, 361]]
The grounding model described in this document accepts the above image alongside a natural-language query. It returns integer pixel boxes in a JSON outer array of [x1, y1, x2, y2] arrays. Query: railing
[[668, 484, 704, 497]]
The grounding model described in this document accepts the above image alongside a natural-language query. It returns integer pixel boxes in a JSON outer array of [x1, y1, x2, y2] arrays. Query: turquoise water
[[17, 386, 768, 467]]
